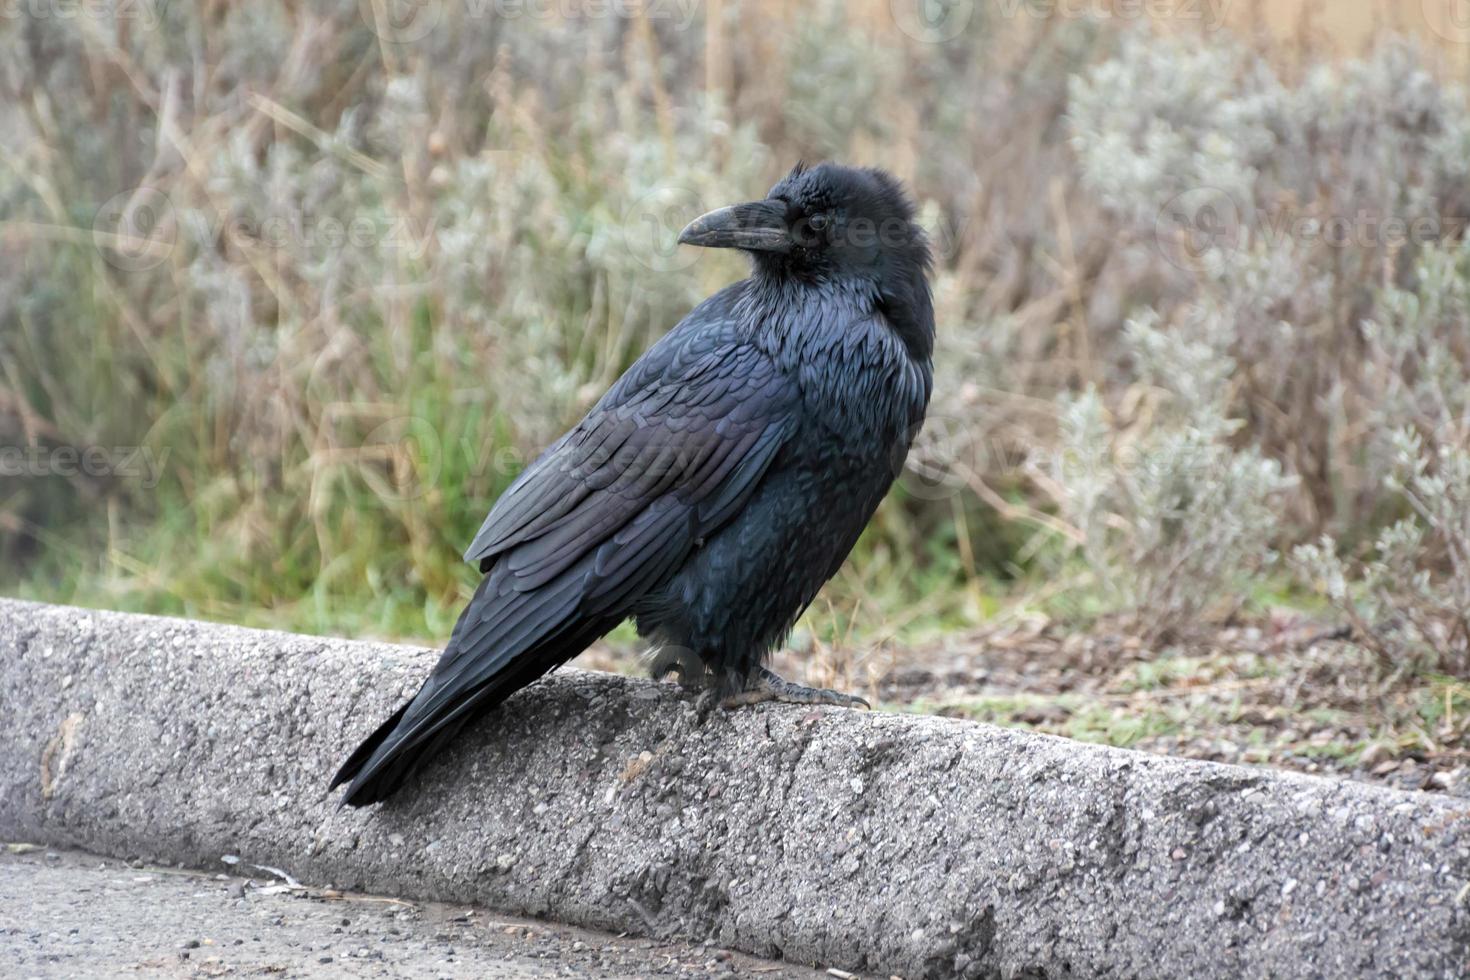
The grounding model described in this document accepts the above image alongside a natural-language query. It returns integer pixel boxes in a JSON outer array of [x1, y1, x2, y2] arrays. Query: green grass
[[908, 692, 1187, 749], [5, 5, 1466, 685]]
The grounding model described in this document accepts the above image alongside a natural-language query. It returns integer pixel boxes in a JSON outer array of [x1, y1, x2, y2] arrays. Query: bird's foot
[[721, 666, 870, 710]]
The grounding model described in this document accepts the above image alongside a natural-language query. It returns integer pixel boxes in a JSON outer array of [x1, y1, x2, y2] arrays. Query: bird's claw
[[720, 666, 870, 710]]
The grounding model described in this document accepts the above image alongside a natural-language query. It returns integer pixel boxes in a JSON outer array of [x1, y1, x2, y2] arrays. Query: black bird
[[332, 162, 934, 806]]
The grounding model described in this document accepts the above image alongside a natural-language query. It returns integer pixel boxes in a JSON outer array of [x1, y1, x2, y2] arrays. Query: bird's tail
[[330, 701, 410, 800], [330, 573, 610, 807], [330, 645, 562, 807], [330, 698, 483, 808]]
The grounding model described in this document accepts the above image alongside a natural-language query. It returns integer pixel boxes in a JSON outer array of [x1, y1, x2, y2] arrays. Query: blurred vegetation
[[1, 1, 1467, 679]]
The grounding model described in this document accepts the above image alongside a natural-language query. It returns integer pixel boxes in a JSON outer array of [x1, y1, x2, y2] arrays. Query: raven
[[332, 162, 934, 806]]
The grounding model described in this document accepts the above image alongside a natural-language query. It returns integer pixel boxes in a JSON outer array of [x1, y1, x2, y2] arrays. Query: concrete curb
[[2, 598, 1468, 978]]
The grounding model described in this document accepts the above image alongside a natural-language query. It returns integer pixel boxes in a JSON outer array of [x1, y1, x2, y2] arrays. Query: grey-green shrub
[[1050, 310, 1292, 637], [1292, 243, 1470, 673], [4, 6, 1470, 649]]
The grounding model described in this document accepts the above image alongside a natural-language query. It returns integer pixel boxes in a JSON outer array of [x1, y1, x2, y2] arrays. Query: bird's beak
[[677, 200, 792, 252]]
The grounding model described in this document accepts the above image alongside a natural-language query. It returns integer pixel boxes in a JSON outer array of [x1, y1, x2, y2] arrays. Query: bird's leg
[[721, 666, 870, 710]]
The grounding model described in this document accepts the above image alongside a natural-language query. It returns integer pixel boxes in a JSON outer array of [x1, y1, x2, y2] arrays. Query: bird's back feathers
[[333, 164, 936, 806], [332, 284, 800, 805]]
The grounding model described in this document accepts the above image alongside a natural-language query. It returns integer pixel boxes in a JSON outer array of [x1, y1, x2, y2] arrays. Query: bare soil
[[584, 611, 1470, 799]]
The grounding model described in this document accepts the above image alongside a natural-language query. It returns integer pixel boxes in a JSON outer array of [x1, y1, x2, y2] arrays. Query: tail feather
[[333, 707, 479, 807], [329, 701, 410, 794], [333, 655, 537, 807], [332, 480, 687, 806], [331, 616, 613, 808]]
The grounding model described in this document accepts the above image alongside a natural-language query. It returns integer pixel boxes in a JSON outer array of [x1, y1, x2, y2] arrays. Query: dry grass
[[2, 2, 1469, 700]]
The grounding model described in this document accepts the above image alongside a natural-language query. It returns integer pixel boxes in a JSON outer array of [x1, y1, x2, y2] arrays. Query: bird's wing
[[463, 302, 792, 582], [442, 335, 796, 669], [332, 292, 798, 803]]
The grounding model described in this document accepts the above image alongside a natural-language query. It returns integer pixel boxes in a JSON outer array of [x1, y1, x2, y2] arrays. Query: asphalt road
[[0, 848, 833, 979]]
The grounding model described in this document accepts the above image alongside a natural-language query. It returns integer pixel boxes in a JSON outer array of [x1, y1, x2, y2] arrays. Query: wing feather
[[335, 282, 797, 804]]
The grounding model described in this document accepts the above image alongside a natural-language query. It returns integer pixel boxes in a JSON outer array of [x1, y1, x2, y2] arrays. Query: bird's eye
[[807, 213, 829, 231]]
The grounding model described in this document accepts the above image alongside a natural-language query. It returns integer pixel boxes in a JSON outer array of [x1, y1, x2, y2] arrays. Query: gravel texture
[[0, 846, 824, 978], [3, 598, 1470, 978]]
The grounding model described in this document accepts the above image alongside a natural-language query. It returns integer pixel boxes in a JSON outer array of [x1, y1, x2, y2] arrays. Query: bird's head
[[679, 162, 934, 356], [679, 162, 931, 289]]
